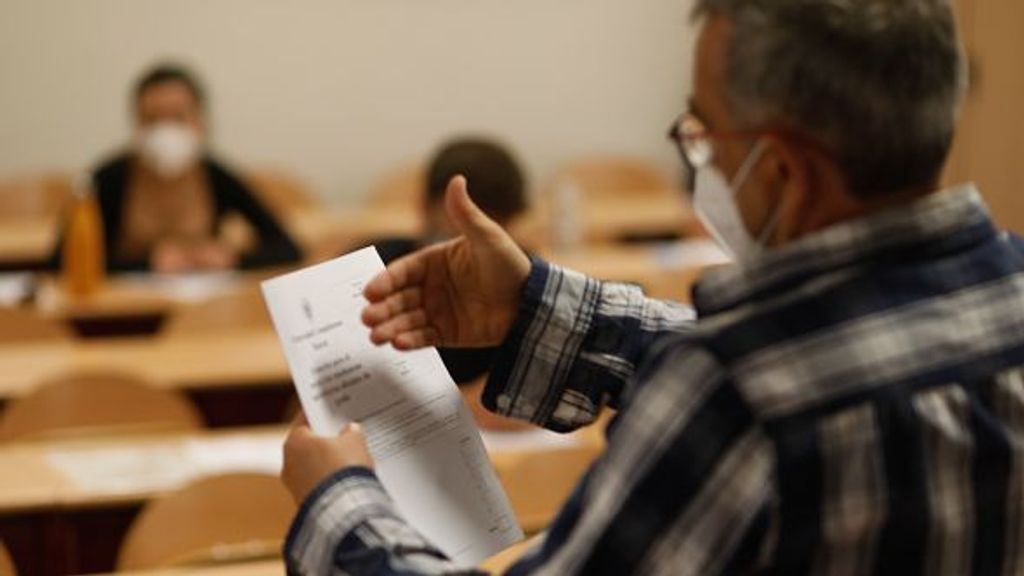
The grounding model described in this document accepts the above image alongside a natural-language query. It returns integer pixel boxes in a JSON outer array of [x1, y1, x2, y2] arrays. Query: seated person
[[367, 138, 529, 429], [282, 0, 1024, 573], [55, 64, 301, 273]]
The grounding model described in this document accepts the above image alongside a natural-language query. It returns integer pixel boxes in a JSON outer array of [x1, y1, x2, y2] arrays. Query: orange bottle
[[61, 176, 105, 297]]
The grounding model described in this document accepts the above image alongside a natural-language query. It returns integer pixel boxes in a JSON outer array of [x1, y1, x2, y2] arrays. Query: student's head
[[679, 0, 965, 256], [424, 138, 528, 237], [132, 64, 207, 179]]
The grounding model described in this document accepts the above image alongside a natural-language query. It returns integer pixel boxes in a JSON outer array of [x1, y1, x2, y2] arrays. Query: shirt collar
[[693, 184, 998, 315]]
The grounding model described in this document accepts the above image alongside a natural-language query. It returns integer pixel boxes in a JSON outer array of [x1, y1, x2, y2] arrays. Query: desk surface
[[87, 560, 284, 576], [0, 217, 56, 266], [85, 536, 536, 575], [0, 329, 289, 400], [0, 242, 717, 401], [0, 420, 602, 525], [32, 270, 283, 321], [0, 194, 697, 271]]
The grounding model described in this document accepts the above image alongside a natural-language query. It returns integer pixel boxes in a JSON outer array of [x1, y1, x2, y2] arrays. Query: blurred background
[[0, 0, 694, 204], [0, 2, 1019, 576]]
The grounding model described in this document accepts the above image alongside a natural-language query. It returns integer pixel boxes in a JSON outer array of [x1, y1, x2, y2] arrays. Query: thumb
[[445, 175, 502, 243]]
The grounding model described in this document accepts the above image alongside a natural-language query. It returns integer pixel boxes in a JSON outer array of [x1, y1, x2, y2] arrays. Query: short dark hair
[[134, 63, 206, 109], [426, 138, 528, 223], [694, 0, 966, 197]]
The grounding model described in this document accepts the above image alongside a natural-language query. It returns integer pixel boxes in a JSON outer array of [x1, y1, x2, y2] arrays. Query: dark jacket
[[52, 153, 302, 272]]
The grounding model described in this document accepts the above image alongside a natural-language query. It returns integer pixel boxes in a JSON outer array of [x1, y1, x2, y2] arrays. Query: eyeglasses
[[668, 113, 835, 192]]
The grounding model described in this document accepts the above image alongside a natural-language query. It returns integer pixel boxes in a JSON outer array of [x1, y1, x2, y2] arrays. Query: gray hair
[[693, 0, 967, 196]]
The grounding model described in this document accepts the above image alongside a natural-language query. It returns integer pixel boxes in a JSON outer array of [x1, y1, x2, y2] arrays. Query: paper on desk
[[0, 273, 34, 306], [119, 271, 242, 303], [48, 445, 193, 494], [183, 433, 285, 477], [261, 247, 523, 566], [47, 433, 286, 496]]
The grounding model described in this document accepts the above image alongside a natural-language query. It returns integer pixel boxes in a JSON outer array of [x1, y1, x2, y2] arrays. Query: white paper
[[119, 271, 242, 303], [47, 432, 286, 495], [0, 273, 34, 306], [183, 433, 285, 477], [48, 444, 194, 494], [261, 247, 522, 566]]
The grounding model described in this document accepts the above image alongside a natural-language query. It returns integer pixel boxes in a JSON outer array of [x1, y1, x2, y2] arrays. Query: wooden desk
[[0, 218, 56, 270], [87, 560, 283, 576], [0, 423, 600, 575], [286, 207, 421, 261], [85, 537, 537, 575], [519, 191, 701, 246], [288, 194, 699, 262], [0, 330, 294, 427], [541, 240, 726, 303], [33, 270, 285, 322]]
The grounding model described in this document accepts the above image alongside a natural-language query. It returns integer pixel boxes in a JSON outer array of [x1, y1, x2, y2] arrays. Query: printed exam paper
[[261, 247, 523, 566]]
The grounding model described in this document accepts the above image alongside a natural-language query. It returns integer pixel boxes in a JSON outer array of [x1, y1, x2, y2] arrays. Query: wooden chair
[[0, 541, 17, 576], [117, 472, 296, 570], [0, 371, 203, 442], [245, 168, 320, 217], [0, 307, 72, 343], [547, 155, 674, 200], [496, 446, 598, 534], [163, 288, 272, 335], [0, 172, 72, 220], [367, 161, 425, 208]]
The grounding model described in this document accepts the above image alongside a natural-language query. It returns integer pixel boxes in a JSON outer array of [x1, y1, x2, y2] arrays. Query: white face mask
[[136, 122, 201, 179], [693, 140, 780, 262]]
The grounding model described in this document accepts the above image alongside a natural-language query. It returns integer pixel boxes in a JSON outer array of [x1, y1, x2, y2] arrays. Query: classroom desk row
[[0, 422, 601, 575], [0, 330, 293, 427], [0, 191, 697, 271], [3, 239, 717, 327], [0, 242, 720, 428]]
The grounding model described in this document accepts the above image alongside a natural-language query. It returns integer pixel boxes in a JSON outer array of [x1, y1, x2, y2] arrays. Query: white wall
[[0, 0, 696, 206]]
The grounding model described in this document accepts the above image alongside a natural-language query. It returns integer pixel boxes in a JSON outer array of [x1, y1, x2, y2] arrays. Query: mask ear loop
[[728, 139, 779, 247]]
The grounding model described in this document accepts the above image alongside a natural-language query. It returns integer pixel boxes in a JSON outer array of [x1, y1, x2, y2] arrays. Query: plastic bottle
[[61, 175, 105, 297], [552, 177, 583, 250]]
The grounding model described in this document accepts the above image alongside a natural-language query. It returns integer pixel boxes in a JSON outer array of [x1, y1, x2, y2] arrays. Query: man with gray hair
[[279, 0, 1024, 574]]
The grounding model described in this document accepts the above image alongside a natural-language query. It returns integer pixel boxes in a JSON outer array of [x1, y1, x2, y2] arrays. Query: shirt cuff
[[284, 467, 407, 575], [482, 259, 600, 429]]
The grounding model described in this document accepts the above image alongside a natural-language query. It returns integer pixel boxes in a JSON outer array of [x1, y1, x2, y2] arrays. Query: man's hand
[[281, 414, 374, 505], [362, 175, 532, 350]]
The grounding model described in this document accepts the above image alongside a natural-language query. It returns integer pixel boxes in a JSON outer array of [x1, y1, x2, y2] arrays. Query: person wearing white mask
[[278, 1, 1024, 575], [54, 64, 300, 273]]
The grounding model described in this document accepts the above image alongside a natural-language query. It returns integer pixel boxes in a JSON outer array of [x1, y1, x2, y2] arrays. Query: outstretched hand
[[361, 175, 531, 351]]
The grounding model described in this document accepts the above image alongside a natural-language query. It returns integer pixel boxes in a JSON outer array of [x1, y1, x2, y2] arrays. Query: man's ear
[[761, 136, 811, 245]]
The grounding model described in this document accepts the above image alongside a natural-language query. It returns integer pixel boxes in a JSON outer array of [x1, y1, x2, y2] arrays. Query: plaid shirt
[[286, 184, 1024, 575]]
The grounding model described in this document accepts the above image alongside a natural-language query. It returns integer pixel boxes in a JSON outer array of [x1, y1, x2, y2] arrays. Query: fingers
[[368, 309, 430, 345], [445, 175, 503, 242], [394, 327, 441, 350], [363, 251, 428, 303], [361, 287, 422, 327], [339, 422, 364, 440]]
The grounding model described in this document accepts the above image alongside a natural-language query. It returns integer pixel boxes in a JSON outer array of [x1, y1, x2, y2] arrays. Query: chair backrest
[[163, 288, 272, 335], [367, 162, 425, 209], [117, 472, 296, 571], [244, 168, 320, 217], [0, 173, 72, 220], [0, 371, 203, 442], [547, 156, 673, 199], [0, 307, 72, 344], [0, 541, 17, 576]]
